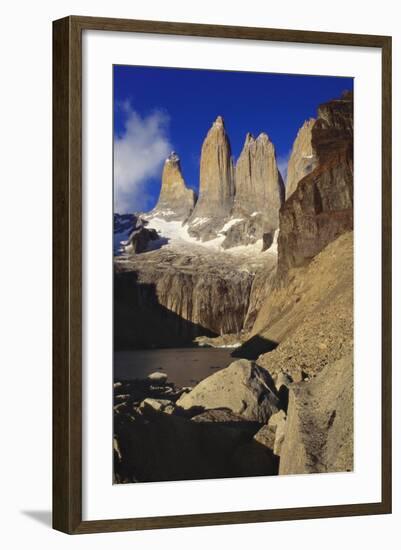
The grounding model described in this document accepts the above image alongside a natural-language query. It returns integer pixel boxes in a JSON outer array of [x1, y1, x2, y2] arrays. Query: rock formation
[[234, 132, 284, 227], [187, 116, 234, 240], [285, 118, 317, 199], [176, 359, 280, 423], [217, 132, 284, 248], [277, 91, 353, 278], [279, 353, 353, 474], [152, 151, 196, 220], [114, 213, 159, 255], [114, 372, 279, 483]]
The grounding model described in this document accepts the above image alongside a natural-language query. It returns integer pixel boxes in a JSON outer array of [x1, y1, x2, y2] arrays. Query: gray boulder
[[139, 398, 175, 414], [254, 410, 287, 456], [176, 359, 280, 423]]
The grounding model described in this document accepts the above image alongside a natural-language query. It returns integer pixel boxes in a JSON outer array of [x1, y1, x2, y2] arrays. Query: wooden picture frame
[[53, 15, 392, 534]]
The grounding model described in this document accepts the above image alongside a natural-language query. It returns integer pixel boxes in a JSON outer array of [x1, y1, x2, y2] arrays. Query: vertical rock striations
[[234, 132, 284, 228], [277, 91, 353, 278], [187, 116, 235, 240], [285, 118, 317, 199], [152, 151, 196, 221], [187, 118, 284, 248]]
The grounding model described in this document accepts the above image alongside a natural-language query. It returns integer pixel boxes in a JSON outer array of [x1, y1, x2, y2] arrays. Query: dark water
[[114, 347, 237, 387]]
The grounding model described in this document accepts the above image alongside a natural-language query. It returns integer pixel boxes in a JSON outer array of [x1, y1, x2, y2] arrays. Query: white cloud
[[114, 104, 172, 213], [277, 150, 291, 184]]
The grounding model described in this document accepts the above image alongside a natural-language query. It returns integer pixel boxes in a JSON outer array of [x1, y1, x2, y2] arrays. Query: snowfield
[[143, 214, 279, 257]]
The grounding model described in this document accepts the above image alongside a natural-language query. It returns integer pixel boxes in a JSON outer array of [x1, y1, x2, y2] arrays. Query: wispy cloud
[[277, 150, 291, 183], [114, 103, 172, 213]]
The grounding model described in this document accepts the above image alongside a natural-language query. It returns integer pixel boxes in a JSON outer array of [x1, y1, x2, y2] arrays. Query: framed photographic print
[[53, 16, 392, 534]]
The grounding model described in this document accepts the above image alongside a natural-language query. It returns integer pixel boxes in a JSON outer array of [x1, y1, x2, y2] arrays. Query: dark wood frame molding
[[53, 15, 392, 534]]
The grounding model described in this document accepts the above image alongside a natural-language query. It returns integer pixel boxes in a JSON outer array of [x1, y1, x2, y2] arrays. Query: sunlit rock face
[[152, 151, 196, 221], [186, 116, 235, 242], [187, 118, 283, 248], [234, 132, 284, 228], [285, 118, 317, 200], [278, 91, 354, 279]]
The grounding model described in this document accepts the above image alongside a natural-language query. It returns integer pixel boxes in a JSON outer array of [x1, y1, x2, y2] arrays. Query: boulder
[[147, 371, 168, 384], [139, 398, 175, 414], [254, 410, 287, 456], [176, 359, 280, 423]]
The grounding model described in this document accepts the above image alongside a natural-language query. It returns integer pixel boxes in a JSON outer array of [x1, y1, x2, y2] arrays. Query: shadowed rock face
[[285, 118, 317, 199], [234, 132, 284, 229], [114, 248, 260, 349], [188, 116, 234, 232], [277, 91, 353, 278], [153, 152, 196, 220]]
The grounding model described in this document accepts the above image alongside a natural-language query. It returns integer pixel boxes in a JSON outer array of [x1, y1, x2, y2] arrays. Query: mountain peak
[[152, 150, 196, 220], [244, 132, 255, 146], [213, 115, 225, 128], [166, 151, 180, 163], [257, 132, 270, 143]]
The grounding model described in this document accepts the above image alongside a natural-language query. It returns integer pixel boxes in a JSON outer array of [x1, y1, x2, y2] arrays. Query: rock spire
[[153, 151, 196, 220], [234, 132, 284, 230], [189, 116, 235, 222]]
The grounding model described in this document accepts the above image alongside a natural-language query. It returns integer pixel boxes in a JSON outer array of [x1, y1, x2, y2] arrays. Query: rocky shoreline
[[114, 348, 352, 483], [113, 360, 283, 483]]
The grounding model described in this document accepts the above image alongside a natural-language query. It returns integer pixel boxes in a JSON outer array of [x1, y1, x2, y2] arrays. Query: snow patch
[[266, 229, 279, 254], [219, 218, 244, 234], [190, 217, 210, 227]]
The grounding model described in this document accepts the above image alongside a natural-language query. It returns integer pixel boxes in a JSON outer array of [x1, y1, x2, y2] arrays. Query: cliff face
[[285, 118, 317, 199], [152, 152, 196, 221], [277, 92, 353, 278], [234, 132, 284, 228], [114, 246, 277, 349], [187, 116, 234, 240]]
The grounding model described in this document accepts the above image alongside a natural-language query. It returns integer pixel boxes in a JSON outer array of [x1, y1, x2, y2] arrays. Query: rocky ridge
[[278, 91, 353, 278]]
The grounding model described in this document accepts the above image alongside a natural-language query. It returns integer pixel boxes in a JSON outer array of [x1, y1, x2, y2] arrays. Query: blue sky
[[113, 65, 353, 214]]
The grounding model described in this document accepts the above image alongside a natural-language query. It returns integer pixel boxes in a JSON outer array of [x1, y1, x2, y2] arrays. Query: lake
[[114, 347, 237, 387]]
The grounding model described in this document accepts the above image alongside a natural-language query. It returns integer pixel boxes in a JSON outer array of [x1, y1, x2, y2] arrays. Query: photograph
[[112, 65, 354, 484]]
